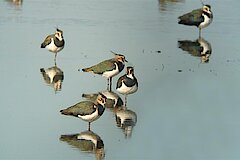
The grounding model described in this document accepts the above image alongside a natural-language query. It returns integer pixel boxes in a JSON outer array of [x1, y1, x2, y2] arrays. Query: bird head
[[202, 5, 211, 14], [116, 54, 128, 63], [126, 66, 134, 75], [96, 93, 107, 106], [110, 51, 128, 63], [55, 28, 64, 41]]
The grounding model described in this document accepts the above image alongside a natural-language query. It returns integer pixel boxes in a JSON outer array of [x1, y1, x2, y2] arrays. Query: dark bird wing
[[60, 134, 95, 151], [41, 34, 53, 48], [40, 68, 51, 84], [60, 101, 96, 117], [178, 40, 202, 57], [116, 75, 137, 89], [116, 75, 126, 89], [124, 77, 137, 87], [178, 8, 203, 26], [82, 58, 116, 74]]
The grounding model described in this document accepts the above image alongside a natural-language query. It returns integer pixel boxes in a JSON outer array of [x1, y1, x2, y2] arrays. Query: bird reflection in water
[[82, 90, 124, 109], [60, 130, 105, 160], [178, 37, 212, 63], [40, 58, 64, 93], [158, 0, 184, 12], [6, 0, 23, 6], [115, 106, 137, 138]]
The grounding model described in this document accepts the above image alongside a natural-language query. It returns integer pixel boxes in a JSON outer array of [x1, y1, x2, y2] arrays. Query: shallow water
[[1, 0, 240, 159]]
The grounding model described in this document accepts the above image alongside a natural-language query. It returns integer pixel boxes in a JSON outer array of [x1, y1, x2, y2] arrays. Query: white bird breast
[[46, 38, 63, 53], [117, 82, 138, 95], [78, 109, 100, 122], [102, 63, 119, 78], [199, 14, 212, 29]]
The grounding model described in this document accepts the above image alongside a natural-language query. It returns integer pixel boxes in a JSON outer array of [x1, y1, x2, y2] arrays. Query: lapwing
[[82, 90, 124, 108], [116, 66, 138, 106], [60, 93, 107, 131], [60, 130, 105, 160], [41, 28, 65, 61], [178, 4, 213, 37], [40, 66, 64, 92], [81, 51, 128, 91], [178, 37, 212, 63]]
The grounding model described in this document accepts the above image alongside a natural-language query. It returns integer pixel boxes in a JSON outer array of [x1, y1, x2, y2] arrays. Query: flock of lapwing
[[41, 30, 139, 132], [40, 3, 213, 131]]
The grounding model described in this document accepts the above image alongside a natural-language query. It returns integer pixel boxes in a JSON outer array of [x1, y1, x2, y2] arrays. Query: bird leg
[[54, 53, 57, 66], [109, 77, 112, 91], [107, 77, 112, 91], [107, 78, 110, 91]]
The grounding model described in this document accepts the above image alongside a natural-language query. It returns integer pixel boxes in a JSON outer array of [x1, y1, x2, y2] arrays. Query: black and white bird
[[81, 51, 128, 91], [60, 93, 107, 131], [116, 66, 138, 106], [178, 4, 213, 37], [41, 28, 65, 60]]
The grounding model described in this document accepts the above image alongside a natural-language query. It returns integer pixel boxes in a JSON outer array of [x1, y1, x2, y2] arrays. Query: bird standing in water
[[178, 4, 213, 37], [116, 66, 138, 106], [41, 28, 65, 63], [60, 93, 107, 131], [81, 51, 128, 91]]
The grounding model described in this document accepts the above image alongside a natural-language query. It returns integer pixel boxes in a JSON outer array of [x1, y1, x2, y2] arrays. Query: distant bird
[[40, 66, 64, 92], [41, 28, 65, 61], [178, 4, 213, 37], [60, 130, 105, 160], [178, 37, 212, 63], [7, 0, 23, 6], [81, 51, 128, 91], [60, 93, 107, 131], [116, 66, 138, 106], [82, 90, 124, 108]]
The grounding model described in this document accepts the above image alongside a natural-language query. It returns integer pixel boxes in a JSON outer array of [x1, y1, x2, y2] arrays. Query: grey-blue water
[[1, 0, 240, 159]]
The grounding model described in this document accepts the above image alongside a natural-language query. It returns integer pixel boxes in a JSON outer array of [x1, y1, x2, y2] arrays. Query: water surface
[[1, 0, 240, 159]]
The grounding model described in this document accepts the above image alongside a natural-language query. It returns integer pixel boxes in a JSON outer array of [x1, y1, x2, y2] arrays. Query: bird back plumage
[[82, 59, 116, 75], [60, 101, 96, 117], [178, 8, 203, 27]]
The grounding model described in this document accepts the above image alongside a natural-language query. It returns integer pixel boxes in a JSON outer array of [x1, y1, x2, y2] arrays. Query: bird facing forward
[[116, 66, 138, 106], [41, 28, 65, 60]]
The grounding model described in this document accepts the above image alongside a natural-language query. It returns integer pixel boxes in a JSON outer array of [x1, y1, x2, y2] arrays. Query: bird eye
[[102, 99, 105, 103]]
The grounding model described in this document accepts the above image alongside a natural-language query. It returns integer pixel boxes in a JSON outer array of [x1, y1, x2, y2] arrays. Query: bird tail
[[41, 42, 46, 48], [178, 16, 187, 25], [82, 93, 94, 99], [178, 14, 198, 26], [82, 67, 93, 72], [40, 68, 45, 73], [60, 109, 71, 115]]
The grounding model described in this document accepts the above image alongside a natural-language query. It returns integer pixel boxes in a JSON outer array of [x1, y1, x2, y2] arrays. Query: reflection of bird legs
[[124, 95, 127, 107], [107, 77, 112, 91]]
